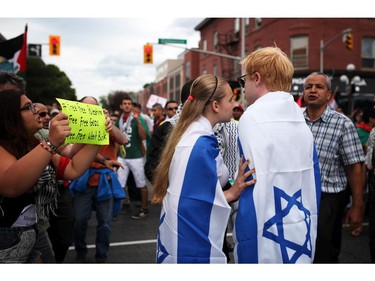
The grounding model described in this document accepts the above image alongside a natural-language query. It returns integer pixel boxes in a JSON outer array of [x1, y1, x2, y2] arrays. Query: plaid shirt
[[304, 106, 364, 193]]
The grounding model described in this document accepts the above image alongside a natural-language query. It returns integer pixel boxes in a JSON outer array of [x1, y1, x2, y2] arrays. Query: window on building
[[234, 18, 240, 34], [203, 39, 207, 51], [290, 36, 308, 69], [175, 74, 181, 90], [255, 18, 262, 29], [185, 61, 191, 82], [362, 37, 375, 69], [213, 32, 219, 50], [169, 77, 174, 98], [203, 39, 207, 57], [245, 18, 250, 33]]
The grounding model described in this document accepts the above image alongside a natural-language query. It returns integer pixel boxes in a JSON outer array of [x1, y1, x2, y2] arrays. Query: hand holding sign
[[48, 111, 72, 148], [56, 98, 109, 145]]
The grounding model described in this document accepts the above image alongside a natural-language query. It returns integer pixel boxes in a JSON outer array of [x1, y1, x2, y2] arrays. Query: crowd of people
[[1, 44, 374, 264]]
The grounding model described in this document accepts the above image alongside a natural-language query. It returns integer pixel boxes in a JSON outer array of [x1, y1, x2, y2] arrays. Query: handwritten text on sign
[[56, 98, 109, 145]]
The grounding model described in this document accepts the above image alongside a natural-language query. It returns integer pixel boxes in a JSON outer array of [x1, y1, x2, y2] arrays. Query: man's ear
[[327, 90, 333, 101], [254, 72, 261, 85]]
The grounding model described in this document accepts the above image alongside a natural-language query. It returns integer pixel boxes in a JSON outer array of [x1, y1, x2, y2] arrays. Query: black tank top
[[0, 193, 35, 227]]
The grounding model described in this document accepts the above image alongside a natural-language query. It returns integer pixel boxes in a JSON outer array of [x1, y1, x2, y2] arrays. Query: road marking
[[68, 233, 235, 250], [68, 222, 369, 250]]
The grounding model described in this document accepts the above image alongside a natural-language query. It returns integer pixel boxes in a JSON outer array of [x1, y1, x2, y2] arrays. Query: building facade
[[139, 18, 375, 115]]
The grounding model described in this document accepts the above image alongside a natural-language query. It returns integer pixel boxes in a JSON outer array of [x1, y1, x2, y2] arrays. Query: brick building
[[139, 18, 375, 115]]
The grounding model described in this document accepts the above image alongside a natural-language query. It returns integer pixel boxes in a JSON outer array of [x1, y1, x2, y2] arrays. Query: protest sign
[[56, 98, 109, 145]]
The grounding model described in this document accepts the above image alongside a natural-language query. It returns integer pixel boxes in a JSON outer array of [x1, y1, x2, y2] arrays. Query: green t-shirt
[[118, 116, 143, 159]]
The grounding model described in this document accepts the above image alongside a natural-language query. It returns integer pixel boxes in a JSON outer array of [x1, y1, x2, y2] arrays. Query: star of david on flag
[[263, 186, 313, 263]]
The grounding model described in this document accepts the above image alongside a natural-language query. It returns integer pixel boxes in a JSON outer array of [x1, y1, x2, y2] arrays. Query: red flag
[[296, 95, 303, 107], [0, 25, 27, 75]]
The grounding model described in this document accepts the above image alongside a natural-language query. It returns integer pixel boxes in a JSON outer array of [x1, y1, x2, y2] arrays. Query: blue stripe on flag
[[177, 135, 219, 263], [156, 213, 169, 263], [313, 145, 321, 214], [235, 139, 258, 263]]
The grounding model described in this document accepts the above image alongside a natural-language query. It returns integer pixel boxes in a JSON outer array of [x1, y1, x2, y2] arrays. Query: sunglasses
[[167, 107, 178, 111], [20, 103, 38, 114], [237, 74, 248, 88], [39, 112, 49, 117]]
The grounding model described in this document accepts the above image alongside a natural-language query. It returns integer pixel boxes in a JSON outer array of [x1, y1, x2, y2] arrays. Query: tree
[[25, 57, 77, 106], [104, 90, 136, 113]]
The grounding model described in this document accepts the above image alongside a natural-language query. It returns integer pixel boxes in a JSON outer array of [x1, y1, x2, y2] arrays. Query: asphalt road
[[63, 200, 372, 264]]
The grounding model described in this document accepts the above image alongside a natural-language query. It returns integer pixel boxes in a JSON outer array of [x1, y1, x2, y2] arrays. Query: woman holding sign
[[0, 73, 108, 263]]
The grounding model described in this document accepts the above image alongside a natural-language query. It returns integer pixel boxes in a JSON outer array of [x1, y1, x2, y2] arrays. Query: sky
[[1, 0, 369, 103]]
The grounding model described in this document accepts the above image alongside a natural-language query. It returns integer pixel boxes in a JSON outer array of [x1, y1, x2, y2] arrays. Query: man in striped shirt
[[303, 72, 365, 263]]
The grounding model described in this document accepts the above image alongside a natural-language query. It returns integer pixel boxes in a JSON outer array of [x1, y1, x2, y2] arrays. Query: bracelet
[[44, 138, 58, 153], [40, 141, 56, 155], [100, 157, 110, 165]]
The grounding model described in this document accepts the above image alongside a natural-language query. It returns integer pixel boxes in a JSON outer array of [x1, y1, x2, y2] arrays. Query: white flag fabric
[[233, 92, 321, 263], [156, 116, 231, 263]]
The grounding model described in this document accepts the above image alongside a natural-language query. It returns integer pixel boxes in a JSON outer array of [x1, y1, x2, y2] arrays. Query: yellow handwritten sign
[[56, 98, 109, 145]]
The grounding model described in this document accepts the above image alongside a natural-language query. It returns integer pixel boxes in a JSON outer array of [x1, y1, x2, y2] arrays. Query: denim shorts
[[0, 225, 39, 263]]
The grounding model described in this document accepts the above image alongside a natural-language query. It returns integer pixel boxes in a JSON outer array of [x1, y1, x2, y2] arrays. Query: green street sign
[[158, 38, 187, 44]]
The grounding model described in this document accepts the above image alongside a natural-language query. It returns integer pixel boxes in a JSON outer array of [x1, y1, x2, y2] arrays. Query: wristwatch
[[44, 138, 58, 153], [100, 157, 110, 165]]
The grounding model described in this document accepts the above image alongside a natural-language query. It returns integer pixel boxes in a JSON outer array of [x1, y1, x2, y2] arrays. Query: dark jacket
[[144, 121, 173, 183]]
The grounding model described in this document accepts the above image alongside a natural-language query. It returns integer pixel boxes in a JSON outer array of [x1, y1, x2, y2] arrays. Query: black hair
[[0, 71, 26, 91], [180, 79, 196, 104], [0, 89, 38, 158]]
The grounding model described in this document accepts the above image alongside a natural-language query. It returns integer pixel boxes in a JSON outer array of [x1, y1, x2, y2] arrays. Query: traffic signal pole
[[320, 28, 352, 73], [156, 42, 242, 62]]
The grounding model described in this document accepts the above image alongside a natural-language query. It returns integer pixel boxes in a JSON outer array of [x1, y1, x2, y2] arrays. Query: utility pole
[[240, 18, 246, 107], [240, 18, 246, 71]]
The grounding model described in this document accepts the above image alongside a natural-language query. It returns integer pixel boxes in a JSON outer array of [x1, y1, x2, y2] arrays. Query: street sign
[[28, 44, 42, 57], [158, 38, 187, 44]]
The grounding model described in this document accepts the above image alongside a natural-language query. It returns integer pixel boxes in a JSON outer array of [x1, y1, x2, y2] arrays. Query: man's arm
[[109, 123, 127, 145], [134, 116, 146, 141], [345, 162, 365, 230]]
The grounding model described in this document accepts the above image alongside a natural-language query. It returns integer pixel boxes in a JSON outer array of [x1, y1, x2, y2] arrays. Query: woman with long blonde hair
[[152, 74, 255, 263]]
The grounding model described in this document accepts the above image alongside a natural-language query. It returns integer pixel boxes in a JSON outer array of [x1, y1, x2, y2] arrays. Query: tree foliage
[[100, 90, 136, 113], [25, 57, 77, 106]]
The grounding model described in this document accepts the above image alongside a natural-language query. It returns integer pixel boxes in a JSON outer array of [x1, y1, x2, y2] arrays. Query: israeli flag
[[233, 92, 321, 263], [157, 116, 231, 263]]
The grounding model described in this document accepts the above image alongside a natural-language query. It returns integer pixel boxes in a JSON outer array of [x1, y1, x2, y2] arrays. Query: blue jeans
[[73, 185, 114, 263]]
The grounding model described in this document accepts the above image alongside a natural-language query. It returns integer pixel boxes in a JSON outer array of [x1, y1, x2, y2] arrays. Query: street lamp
[[340, 63, 361, 114]]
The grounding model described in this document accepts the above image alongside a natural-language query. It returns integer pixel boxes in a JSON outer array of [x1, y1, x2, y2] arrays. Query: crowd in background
[[1, 45, 375, 264]]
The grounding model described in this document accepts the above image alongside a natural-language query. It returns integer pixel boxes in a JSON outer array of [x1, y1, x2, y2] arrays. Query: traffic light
[[345, 32, 353, 50], [49, 35, 61, 56], [143, 44, 153, 64], [233, 88, 241, 101]]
